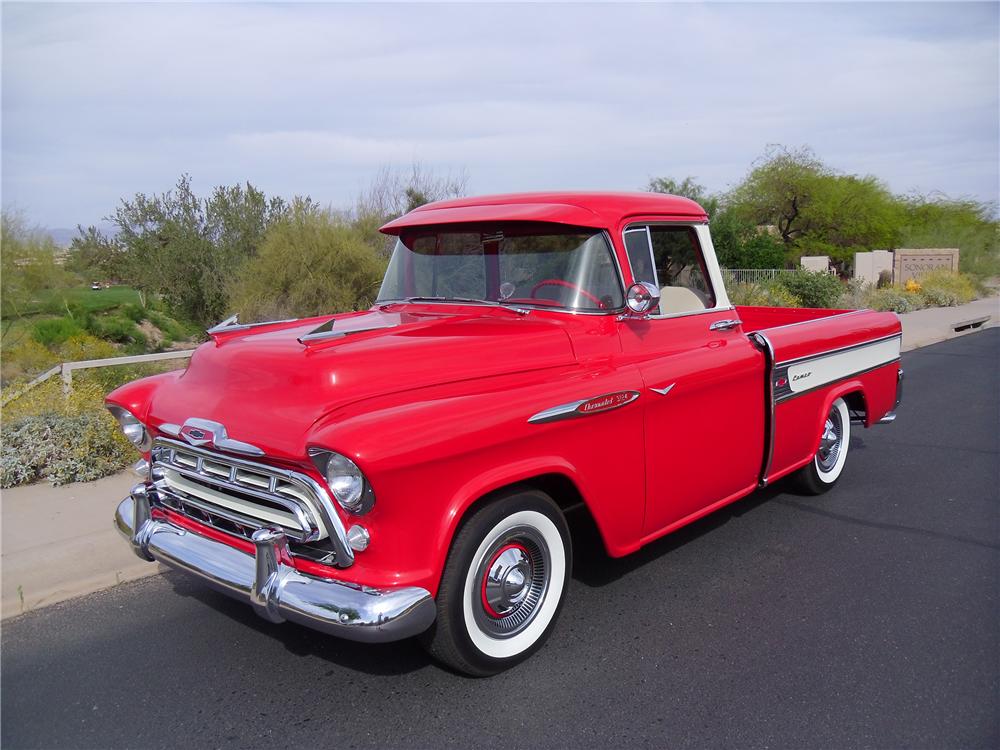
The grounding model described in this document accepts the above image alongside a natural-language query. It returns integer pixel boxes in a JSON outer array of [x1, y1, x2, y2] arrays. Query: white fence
[[1, 349, 195, 406], [721, 268, 836, 286], [721, 268, 787, 285]]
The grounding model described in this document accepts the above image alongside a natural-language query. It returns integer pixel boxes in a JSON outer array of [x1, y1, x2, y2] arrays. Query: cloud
[[2, 2, 997, 227]]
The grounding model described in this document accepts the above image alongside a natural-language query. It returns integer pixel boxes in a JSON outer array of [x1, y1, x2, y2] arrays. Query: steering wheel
[[529, 279, 606, 309]]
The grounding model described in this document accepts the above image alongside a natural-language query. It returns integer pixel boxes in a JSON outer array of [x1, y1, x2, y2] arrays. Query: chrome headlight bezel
[[106, 404, 153, 452], [308, 448, 376, 515]]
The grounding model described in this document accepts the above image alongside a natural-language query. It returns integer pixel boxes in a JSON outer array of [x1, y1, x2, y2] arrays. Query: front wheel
[[420, 489, 571, 676], [791, 397, 851, 495]]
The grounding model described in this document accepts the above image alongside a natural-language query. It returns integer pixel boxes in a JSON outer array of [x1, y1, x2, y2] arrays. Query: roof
[[379, 191, 708, 235]]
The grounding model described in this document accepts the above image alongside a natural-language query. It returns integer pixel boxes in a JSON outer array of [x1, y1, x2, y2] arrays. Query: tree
[[727, 145, 907, 271], [898, 194, 999, 277], [645, 176, 784, 269], [106, 175, 289, 325], [66, 226, 123, 282], [1, 212, 73, 344], [728, 145, 830, 248], [228, 202, 387, 322], [352, 163, 469, 254], [646, 176, 719, 216]]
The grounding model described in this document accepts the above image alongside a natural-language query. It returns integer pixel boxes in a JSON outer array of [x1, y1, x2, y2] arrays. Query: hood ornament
[[158, 418, 265, 457]]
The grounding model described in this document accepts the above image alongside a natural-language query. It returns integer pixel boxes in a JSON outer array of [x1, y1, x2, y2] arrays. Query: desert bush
[[86, 315, 147, 347], [145, 310, 190, 341], [835, 278, 870, 310], [229, 204, 386, 321], [727, 280, 802, 307], [864, 287, 926, 314], [31, 317, 84, 346], [119, 302, 146, 323], [1, 411, 133, 487], [1, 338, 60, 384], [915, 269, 978, 307], [775, 271, 843, 308]]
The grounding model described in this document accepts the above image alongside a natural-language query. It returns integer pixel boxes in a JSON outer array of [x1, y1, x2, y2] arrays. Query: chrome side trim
[[649, 383, 676, 396], [751, 332, 776, 487], [773, 332, 902, 369], [152, 438, 355, 567], [528, 390, 640, 424], [114, 491, 434, 643]]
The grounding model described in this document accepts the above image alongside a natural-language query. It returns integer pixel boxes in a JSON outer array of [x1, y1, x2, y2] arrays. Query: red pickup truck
[[109, 192, 902, 675]]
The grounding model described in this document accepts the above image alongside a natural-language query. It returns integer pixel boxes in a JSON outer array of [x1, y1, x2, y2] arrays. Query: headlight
[[309, 449, 375, 515], [106, 405, 152, 452]]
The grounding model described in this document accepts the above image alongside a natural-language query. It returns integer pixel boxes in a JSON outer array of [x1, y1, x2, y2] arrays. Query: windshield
[[377, 224, 624, 311]]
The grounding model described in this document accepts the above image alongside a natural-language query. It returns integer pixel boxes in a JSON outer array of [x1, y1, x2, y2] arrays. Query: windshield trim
[[376, 228, 627, 316]]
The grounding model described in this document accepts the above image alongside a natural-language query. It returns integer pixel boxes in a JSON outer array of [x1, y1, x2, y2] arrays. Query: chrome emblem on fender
[[528, 390, 641, 424]]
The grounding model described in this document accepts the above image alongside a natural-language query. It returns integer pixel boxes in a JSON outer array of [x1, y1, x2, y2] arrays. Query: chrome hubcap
[[817, 408, 844, 472], [474, 527, 550, 638], [483, 544, 531, 616]]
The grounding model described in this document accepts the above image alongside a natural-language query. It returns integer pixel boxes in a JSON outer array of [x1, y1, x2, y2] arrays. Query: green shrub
[[146, 310, 189, 341], [776, 271, 843, 308], [916, 269, 978, 307], [87, 315, 147, 347], [119, 302, 146, 323], [30, 316, 84, 346], [727, 280, 802, 307], [0, 411, 134, 487], [864, 287, 926, 314]]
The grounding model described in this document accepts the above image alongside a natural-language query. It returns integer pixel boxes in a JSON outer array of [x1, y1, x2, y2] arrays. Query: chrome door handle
[[709, 319, 740, 331]]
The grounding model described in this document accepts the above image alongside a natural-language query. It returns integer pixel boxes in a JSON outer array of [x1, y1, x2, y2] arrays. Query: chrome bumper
[[878, 368, 904, 424], [114, 485, 435, 643]]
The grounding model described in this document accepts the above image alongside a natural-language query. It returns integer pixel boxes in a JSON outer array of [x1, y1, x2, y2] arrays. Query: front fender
[[308, 365, 646, 596]]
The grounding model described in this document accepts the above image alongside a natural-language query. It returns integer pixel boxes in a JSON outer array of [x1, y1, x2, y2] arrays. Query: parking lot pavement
[[2, 328, 997, 749]]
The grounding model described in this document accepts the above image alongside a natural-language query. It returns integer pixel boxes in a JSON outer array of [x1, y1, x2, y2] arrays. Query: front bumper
[[114, 485, 435, 643]]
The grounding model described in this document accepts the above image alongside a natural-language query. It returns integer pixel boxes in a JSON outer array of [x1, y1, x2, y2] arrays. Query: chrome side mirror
[[624, 282, 660, 316]]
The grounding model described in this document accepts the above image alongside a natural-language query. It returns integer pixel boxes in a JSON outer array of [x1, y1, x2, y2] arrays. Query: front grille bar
[[150, 438, 355, 568]]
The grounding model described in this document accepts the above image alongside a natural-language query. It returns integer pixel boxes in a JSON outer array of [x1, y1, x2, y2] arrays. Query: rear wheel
[[420, 489, 571, 676], [791, 397, 851, 495]]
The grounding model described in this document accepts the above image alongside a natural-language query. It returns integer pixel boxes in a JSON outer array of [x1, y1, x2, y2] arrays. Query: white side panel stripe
[[786, 337, 900, 394]]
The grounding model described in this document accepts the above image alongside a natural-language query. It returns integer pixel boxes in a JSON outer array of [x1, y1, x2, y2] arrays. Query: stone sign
[[892, 248, 959, 284]]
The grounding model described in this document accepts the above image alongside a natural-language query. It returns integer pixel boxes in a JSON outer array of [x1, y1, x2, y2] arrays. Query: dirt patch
[[137, 320, 164, 348]]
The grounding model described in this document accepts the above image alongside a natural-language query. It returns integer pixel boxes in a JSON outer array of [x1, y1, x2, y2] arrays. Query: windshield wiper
[[380, 297, 530, 315]]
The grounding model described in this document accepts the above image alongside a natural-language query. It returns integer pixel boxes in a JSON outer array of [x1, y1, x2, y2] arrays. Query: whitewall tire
[[792, 397, 851, 495], [420, 489, 571, 676]]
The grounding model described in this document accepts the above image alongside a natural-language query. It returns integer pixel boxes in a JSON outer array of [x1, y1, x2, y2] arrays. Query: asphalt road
[[3, 329, 997, 749]]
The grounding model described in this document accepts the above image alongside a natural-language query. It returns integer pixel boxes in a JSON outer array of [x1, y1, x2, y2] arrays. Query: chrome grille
[[150, 439, 327, 543]]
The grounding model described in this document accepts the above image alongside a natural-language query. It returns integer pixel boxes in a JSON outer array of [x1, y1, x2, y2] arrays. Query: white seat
[[658, 285, 707, 315]]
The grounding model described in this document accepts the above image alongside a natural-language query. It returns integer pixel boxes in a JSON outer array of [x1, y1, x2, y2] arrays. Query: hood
[[148, 308, 576, 459]]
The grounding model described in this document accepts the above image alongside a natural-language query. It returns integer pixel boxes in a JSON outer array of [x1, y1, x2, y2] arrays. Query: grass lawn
[[26, 285, 141, 316]]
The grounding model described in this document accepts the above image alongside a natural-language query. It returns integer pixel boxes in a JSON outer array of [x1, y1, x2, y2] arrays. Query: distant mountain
[[44, 221, 118, 248], [45, 228, 78, 248]]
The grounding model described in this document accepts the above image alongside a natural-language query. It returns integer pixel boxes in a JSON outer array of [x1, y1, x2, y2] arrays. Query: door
[[619, 223, 764, 537]]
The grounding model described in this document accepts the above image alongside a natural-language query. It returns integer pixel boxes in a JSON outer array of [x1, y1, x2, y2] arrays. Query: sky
[[2, 2, 998, 232]]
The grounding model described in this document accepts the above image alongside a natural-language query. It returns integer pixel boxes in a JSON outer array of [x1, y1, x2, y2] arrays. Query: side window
[[634, 225, 716, 315]]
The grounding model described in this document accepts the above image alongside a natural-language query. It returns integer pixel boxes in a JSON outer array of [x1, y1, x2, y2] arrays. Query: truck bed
[[735, 305, 903, 485]]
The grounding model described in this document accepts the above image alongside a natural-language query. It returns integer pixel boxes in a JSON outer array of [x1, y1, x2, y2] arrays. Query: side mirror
[[624, 282, 660, 316]]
